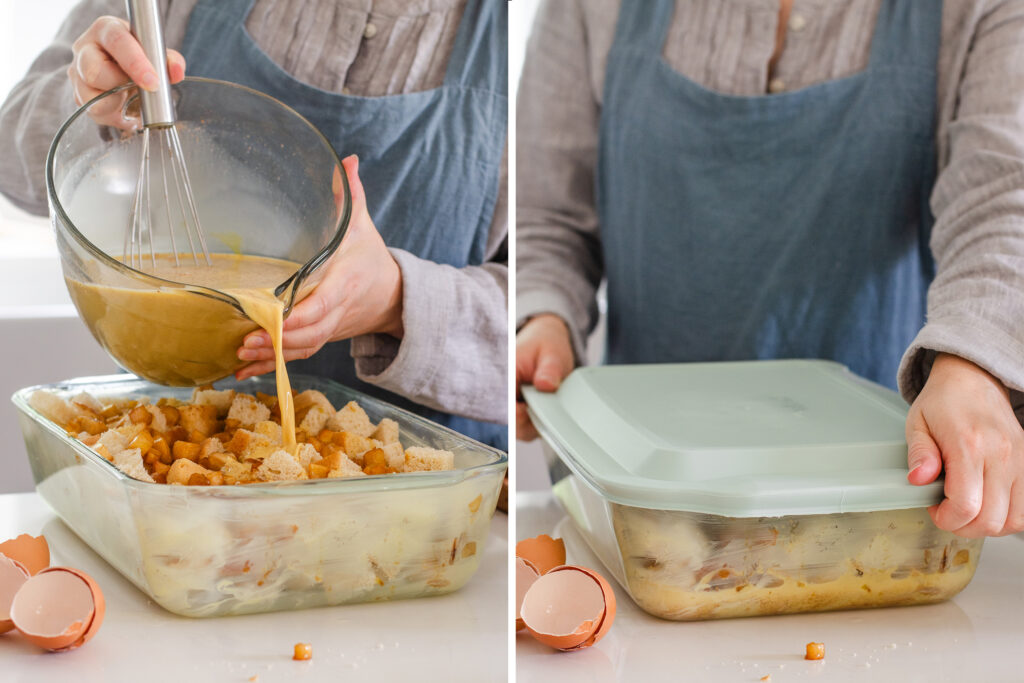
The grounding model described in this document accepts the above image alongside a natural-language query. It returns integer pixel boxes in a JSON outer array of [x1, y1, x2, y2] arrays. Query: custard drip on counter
[[66, 253, 300, 451]]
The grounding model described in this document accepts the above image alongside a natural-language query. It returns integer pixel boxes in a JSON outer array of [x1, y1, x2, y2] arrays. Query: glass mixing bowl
[[45, 78, 350, 386]]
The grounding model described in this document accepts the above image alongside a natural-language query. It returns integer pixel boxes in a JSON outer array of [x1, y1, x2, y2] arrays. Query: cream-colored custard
[[67, 253, 301, 451], [612, 505, 983, 621]]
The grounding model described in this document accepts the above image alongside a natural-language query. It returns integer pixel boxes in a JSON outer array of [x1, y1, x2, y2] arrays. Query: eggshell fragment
[[0, 534, 50, 575], [0, 555, 30, 634], [10, 566, 105, 651], [516, 556, 541, 631], [521, 565, 617, 651], [515, 534, 566, 575]]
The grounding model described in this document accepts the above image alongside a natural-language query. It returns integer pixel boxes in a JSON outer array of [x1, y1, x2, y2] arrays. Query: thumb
[[340, 155, 367, 214], [906, 421, 943, 486], [532, 349, 566, 393]]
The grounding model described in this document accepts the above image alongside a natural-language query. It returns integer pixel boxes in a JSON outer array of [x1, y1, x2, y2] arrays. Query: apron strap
[[443, 0, 507, 91], [194, 0, 253, 23], [868, 0, 943, 68], [611, 0, 675, 53]]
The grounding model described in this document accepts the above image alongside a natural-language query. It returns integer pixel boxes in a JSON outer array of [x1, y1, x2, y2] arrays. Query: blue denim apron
[[597, 0, 940, 390], [179, 0, 507, 448]]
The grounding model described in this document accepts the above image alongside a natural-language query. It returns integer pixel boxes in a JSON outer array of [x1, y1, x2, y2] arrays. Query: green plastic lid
[[523, 359, 944, 517]]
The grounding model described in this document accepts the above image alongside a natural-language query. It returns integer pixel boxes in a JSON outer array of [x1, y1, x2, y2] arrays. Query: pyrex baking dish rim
[[523, 360, 946, 518], [13, 373, 507, 497]]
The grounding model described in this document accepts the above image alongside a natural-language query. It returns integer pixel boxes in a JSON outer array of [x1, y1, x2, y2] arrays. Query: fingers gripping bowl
[[46, 78, 351, 386], [13, 375, 507, 618]]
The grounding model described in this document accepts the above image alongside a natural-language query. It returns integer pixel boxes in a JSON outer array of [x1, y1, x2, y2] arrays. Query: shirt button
[[342, 86, 351, 95], [363, 22, 378, 39], [768, 78, 786, 93], [789, 14, 807, 32]]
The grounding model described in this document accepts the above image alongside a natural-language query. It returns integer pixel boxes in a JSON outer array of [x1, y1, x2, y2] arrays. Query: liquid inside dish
[[66, 253, 301, 449]]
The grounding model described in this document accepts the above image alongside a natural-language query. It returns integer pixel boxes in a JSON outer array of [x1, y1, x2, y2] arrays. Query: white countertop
[[1, 493, 507, 682], [516, 491, 1024, 683]]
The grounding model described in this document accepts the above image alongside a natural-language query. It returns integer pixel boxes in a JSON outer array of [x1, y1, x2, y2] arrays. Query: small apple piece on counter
[[805, 642, 825, 660]]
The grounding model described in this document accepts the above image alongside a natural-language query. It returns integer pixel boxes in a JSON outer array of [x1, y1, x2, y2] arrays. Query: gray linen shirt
[[517, 0, 1024, 412], [0, 0, 507, 424]]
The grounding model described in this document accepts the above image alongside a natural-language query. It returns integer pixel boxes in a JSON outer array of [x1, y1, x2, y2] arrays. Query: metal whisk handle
[[126, 0, 175, 127]]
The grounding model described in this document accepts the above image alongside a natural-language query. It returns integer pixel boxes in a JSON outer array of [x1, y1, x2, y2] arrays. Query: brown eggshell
[[515, 534, 566, 575], [47, 567, 105, 650], [520, 564, 616, 651], [0, 554, 30, 634], [552, 565, 616, 650], [0, 534, 50, 575], [516, 556, 541, 631], [10, 566, 105, 651]]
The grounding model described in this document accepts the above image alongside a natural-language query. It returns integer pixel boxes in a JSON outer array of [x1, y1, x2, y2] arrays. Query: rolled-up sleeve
[[516, 0, 606, 364], [898, 0, 1024, 416], [351, 143, 508, 424]]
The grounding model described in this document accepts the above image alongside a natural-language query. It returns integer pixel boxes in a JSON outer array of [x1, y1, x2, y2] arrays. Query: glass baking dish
[[13, 374, 507, 618], [551, 475, 980, 621], [525, 360, 984, 621]]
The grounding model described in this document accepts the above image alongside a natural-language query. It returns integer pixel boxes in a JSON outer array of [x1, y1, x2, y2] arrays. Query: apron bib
[[180, 0, 507, 448], [597, 0, 941, 390]]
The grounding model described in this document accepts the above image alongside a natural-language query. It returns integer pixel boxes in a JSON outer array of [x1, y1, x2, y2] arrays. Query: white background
[[0, 0, 118, 495], [0, 0, 81, 251]]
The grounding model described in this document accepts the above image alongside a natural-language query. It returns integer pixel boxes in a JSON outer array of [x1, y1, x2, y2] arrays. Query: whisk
[[124, 0, 210, 269]]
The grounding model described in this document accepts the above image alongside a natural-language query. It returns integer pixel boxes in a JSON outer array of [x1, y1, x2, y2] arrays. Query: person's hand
[[69, 16, 186, 128], [515, 314, 575, 441], [236, 155, 403, 380], [906, 353, 1024, 537]]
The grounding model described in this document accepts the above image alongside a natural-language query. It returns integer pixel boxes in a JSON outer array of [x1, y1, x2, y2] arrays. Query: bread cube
[[326, 401, 375, 437], [95, 429, 130, 460], [113, 447, 155, 483], [256, 450, 309, 482], [294, 389, 335, 415], [191, 387, 235, 417], [28, 391, 89, 427], [70, 391, 104, 414], [144, 405, 171, 434], [219, 457, 253, 483], [380, 442, 405, 470], [200, 437, 225, 457], [224, 429, 275, 461], [294, 443, 319, 469], [335, 432, 378, 462], [178, 404, 219, 438], [327, 454, 366, 478], [370, 418, 400, 445], [227, 394, 271, 429], [298, 405, 331, 436], [254, 420, 283, 444], [167, 458, 214, 485], [403, 446, 455, 472]]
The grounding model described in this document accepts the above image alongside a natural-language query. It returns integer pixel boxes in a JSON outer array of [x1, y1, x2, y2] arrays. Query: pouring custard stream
[[65, 252, 301, 453]]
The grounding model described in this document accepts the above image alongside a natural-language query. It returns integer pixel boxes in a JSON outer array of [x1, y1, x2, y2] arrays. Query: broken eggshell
[[10, 566, 105, 651], [516, 556, 541, 631], [0, 534, 50, 576], [0, 554, 30, 634], [520, 564, 616, 651], [515, 534, 566, 575]]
